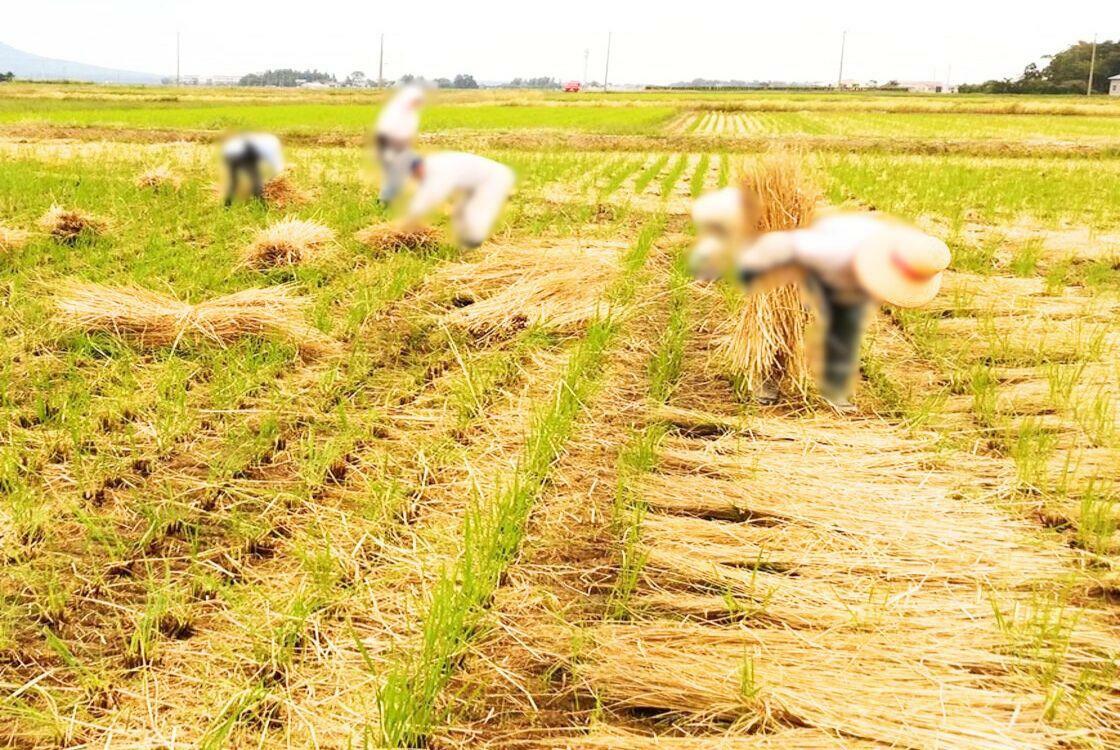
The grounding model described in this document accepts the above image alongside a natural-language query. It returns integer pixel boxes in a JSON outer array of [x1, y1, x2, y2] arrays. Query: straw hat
[[853, 227, 950, 308]]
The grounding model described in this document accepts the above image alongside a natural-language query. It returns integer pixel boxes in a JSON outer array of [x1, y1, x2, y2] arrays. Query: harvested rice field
[[1, 84, 1118, 749]]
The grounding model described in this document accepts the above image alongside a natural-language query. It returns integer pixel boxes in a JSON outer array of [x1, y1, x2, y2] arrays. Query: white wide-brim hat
[[853, 227, 951, 308]]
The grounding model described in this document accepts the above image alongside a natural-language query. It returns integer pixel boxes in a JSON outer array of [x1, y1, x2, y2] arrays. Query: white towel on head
[[691, 187, 744, 233]]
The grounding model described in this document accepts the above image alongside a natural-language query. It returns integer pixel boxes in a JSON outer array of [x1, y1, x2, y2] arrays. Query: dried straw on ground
[[38, 205, 109, 245], [242, 217, 336, 268], [0, 224, 30, 251], [354, 223, 441, 253], [55, 281, 336, 358], [721, 151, 818, 396], [261, 174, 311, 207], [135, 165, 182, 191], [438, 242, 621, 333]]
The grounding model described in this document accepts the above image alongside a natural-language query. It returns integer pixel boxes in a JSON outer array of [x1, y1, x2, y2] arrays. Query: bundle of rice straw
[[242, 217, 336, 268], [721, 151, 820, 396], [55, 281, 336, 359], [439, 243, 621, 334], [354, 223, 441, 253], [261, 175, 310, 207], [0, 224, 30, 252], [38, 205, 108, 245], [135, 165, 182, 191]]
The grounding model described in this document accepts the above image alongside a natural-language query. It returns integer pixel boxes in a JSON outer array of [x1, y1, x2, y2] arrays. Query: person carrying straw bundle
[[733, 211, 950, 412], [691, 155, 950, 412]]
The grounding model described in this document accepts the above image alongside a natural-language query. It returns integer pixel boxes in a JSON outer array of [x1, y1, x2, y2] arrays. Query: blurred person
[[733, 210, 950, 412], [384, 150, 515, 249], [221, 133, 284, 206], [375, 84, 426, 204], [689, 185, 753, 281]]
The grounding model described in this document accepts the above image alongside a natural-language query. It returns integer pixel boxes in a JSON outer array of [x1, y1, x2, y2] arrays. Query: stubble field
[[0, 84, 1118, 749]]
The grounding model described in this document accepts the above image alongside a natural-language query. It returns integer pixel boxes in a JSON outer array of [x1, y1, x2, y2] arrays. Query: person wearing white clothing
[[689, 186, 753, 281], [220, 133, 284, 206], [389, 151, 516, 248], [734, 211, 951, 411], [375, 85, 425, 203]]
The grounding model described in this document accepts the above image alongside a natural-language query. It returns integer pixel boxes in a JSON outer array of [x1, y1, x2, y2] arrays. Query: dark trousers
[[224, 144, 263, 206], [813, 280, 869, 395]]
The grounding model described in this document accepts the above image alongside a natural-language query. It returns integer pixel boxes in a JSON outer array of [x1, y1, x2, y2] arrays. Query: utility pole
[[603, 32, 612, 92], [378, 33, 385, 87], [1087, 34, 1097, 96], [583, 48, 590, 87], [836, 30, 847, 89], [176, 32, 180, 86]]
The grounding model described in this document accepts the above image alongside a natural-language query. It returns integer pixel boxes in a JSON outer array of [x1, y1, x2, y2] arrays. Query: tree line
[[231, 70, 578, 90], [397, 74, 578, 89], [238, 69, 336, 87], [961, 39, 1119, 94]]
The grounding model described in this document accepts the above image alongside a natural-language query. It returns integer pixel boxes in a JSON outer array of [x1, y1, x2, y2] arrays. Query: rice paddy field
[[0, 83, 1118, 748]]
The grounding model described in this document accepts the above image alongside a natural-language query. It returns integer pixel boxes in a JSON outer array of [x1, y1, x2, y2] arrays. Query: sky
[[2, 1, 1113, 85]]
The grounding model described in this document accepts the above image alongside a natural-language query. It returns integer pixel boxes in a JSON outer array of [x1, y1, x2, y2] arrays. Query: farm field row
[[8, 82, 1120, 116], [668, 109, 1120, 140], [5, 138, 1120, 227], [0, 86, 1118, 748], [2, 85, 1120, 146]]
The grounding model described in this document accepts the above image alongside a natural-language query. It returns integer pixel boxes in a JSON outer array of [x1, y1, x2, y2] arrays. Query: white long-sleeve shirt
[[407, 152, 514, 220], [738, 213, 890, 300], [222, 133, 284, 175], [376, 84, 424, 143]]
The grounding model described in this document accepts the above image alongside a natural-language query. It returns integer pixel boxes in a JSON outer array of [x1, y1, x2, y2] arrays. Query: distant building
[[902, 80, 956, 94], [1110, 74, 1120, 96], [177, 74, 241, 86]]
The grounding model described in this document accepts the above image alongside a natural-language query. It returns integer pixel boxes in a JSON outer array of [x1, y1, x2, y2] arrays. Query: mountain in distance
[[0, 41, 163, 84]]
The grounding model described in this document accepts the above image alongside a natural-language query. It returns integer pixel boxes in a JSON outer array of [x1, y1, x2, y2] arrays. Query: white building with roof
[[1110, 74, 1120, 96]]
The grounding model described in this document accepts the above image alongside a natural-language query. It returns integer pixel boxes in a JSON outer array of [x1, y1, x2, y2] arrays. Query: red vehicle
[[563, 80, 581, 92]]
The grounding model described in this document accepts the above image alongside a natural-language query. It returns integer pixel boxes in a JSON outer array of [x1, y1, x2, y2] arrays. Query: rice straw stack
[[722, 151, 819, 395]]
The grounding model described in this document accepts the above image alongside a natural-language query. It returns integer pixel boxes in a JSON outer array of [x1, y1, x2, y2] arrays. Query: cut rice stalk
[[261, 174, 311, 207], [38, 205, 109, 245], [54, 281, 337, 359], [552, 622, 1060, 748], [439, 242, 622, 333], [354, 223, 442, 253], [135, 165, 182, 191], [720, 151, 819, 395], [242, 217, 336, 268], [0, 224, 30, 252]]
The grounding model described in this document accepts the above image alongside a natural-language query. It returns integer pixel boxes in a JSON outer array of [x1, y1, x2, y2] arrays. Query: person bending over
[[382, 150, 515, 249], [734, 211, 950, 412], [221, 133, 284, 206]]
